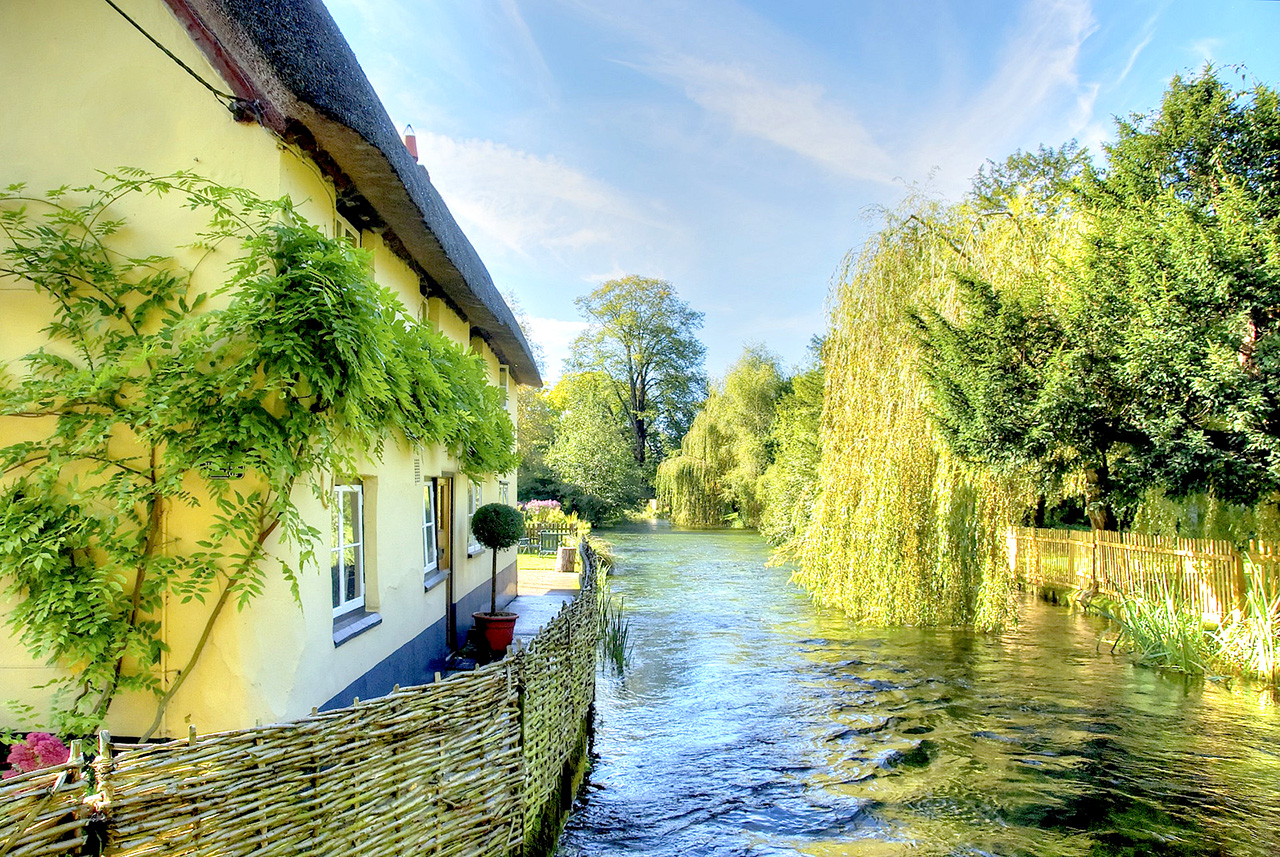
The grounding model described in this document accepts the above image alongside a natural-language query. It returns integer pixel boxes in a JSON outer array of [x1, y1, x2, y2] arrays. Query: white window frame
[[422, 480, 439, 577], [498, 366, 510, 403], [498, 480, 509, 505], [331, 482, 366, 618], [468, 480, 483, 555], [335, 214, 360, 248]]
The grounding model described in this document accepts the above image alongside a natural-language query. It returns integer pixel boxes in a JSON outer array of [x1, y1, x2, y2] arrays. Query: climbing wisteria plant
[[0, 170, 516, 737]]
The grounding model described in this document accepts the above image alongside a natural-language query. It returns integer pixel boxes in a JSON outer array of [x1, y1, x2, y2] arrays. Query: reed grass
[[598, 591, 633, 676], [1214, 568, 1280, 685], [1106, 593, 1211, 675]]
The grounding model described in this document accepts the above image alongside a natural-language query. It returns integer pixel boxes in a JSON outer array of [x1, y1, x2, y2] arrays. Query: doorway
[[436, 476, 456, 648]]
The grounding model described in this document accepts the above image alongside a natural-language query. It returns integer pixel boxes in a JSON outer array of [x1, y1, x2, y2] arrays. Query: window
[[422, 480, 438, 577], [499, 480, 509, 505], [498, 366, 510, 403], [467, 480, 483, 555], [335, 215, 360, 248], [331, 482, 365, 617]]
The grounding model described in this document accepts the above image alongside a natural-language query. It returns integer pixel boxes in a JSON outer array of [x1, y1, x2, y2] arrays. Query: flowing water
[[557, 523, 1280, 857]]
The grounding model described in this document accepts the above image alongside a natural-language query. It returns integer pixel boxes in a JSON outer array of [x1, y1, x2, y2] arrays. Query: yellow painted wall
[[0, 0, 520, 738]]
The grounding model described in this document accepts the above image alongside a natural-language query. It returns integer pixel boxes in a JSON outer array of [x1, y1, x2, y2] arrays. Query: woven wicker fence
[[1, 542, 604, 857], [1009, 526, 1280, 621]]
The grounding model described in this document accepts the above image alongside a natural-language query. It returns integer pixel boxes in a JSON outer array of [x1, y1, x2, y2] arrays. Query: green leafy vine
[[0, 170, 516, 737]]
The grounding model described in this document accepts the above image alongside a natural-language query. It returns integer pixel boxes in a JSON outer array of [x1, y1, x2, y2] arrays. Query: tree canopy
[[656, 346, 784, 528], [567, 276, 707, 468], [545, 371, 648, 521], [912, 69, 1280, 530]]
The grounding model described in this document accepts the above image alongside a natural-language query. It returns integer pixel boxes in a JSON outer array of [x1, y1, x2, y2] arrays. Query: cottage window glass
[[422, 481, 438, 575], [331, 483, 365, 617], [468, 481, 483, 554]]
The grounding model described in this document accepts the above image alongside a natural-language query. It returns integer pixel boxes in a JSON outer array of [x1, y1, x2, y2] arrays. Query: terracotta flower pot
[[472, 611, 518, 652]]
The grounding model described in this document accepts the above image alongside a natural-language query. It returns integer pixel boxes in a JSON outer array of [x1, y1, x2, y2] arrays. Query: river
[[556, 523, 1280, 857]]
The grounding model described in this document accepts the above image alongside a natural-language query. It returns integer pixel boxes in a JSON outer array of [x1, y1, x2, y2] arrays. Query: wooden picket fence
[[1009, 526, 1280, 621], [0, 542, 604, 857]]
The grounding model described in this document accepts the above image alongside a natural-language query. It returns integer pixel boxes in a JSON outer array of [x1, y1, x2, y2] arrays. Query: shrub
[[471, 503, 526, 551]]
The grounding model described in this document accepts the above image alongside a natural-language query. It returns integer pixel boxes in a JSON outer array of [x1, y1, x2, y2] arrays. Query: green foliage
[[471, 503, 525, 551], [0, 170, 515, 734], [516, 384, 560, 501], [1083, 70, 1280, 509], [545, 371, 648, 522], [790, 191, 1043, 630], [597, 587, 632, 677], [1101, 593, 1212, 675], [568, 275, 708, 468], [913, 69, 1280, 531], [758, 341, 824, 547], [656, 346, 784, 528], [1214, 568, 1280, 684]]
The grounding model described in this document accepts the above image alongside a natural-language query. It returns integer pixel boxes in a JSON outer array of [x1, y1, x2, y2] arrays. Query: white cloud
[[524, 316, 590, 384], [650, 57, 896, 184], [415, 132, 666, 260], [1190, 37, 1224, 66], [906, 0, 1099, 191]]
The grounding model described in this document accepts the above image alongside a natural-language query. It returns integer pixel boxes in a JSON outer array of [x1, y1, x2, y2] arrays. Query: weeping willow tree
[[788, 179, 1084, 629], [758, 343, 824, 547], [657, 347, 783, 528]]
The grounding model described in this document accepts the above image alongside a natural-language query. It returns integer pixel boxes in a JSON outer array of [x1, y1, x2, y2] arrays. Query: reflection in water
[[558, 524, 1280, 857]]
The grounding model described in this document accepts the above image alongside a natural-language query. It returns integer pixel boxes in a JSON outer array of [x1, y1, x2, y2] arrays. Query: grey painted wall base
[[321, 558, 518, 710]]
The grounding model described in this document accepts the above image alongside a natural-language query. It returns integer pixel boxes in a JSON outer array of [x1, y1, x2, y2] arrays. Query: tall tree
[[567, 276, 707, 468], [758, 337, 825, 547], [913, 70, 1280, 529], [515, 384, 560, 501], [656, 346, 784, 528], [1086, 70, 1280, 507], [546, 371, 647, 521]]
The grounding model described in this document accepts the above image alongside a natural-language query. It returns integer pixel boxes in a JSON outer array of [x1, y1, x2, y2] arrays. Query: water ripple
[[559, 527, 1280, 857]]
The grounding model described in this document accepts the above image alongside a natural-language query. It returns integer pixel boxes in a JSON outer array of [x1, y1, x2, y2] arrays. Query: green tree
[[1086, 69, 1280, 507], [546, 371, 647, 521], [758, 338, 825, 547], [516, 384, 560, 501], [567, 276, 707, 469], [656, 346, 783, 528], [913, 70, 1280, 529]]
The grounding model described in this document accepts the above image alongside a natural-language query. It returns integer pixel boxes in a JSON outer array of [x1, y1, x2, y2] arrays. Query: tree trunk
[[1082, 461, 1115, 531], [634, 415, 647, 464]]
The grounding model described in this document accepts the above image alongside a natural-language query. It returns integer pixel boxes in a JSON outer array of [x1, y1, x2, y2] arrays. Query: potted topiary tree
[[470, 502, 527, 653]]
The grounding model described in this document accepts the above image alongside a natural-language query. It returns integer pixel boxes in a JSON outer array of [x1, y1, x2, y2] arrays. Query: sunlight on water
[[557, 524, 1280, 857]]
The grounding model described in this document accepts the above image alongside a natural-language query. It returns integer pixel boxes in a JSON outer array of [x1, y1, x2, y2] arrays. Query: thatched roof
[[174, 0, 542, 386]]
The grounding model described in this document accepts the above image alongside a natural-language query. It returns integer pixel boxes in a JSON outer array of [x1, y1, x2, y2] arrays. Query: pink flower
[[3, 732, 70, 778]]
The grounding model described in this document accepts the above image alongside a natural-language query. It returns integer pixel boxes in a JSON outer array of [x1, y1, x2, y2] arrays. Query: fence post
[[1233, 546, 1249, 617], [1090, 528, 1099, 591]]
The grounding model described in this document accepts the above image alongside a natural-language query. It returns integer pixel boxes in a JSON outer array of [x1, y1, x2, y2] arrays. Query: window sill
[[467, 544, 486, 558], [332, 609, 382, 647], [423, 568, 448, 591]]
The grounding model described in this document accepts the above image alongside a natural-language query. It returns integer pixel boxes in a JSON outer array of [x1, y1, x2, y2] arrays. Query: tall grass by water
[[1100, 570, 1279, 685], [1214, 568, 1280, 684]]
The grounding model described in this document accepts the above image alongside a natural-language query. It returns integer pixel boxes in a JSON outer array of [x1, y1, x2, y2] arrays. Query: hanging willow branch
[[786, 194, 1071, 629]]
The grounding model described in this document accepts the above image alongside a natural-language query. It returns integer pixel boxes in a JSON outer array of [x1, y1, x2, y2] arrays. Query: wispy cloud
[[415, 132, 666, 260], [1190, 37, 1224, 66], [648, 57, 896, 184], [908, 0, 1098, 189]]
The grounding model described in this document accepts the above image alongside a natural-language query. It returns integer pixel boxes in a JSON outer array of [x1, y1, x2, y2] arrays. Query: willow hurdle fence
[[1008, 526, 1280, 622], [0, 541, 605, 857]]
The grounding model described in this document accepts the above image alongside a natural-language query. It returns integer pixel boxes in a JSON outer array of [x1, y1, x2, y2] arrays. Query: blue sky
[[324, 0, 1280, 384]]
